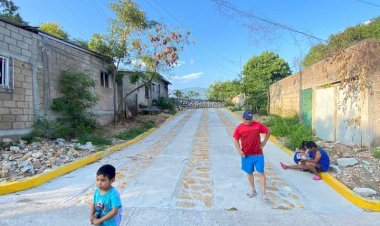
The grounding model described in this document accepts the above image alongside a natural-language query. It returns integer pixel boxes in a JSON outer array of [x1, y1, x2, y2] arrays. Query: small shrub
[[157, 97, 177, 114], [373, 148, 380, 159], [31, 116, 62, 139], [265, 115, 314, 150]]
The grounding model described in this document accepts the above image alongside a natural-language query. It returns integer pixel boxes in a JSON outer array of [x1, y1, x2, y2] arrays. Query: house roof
[[0, 16, 111, 61], [120, 70, 172, 85]]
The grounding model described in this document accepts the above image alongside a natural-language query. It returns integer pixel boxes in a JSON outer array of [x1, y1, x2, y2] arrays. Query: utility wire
[[90, 0, 109, 19], [152, 0, 241, 69], [210, 0, 326, 42], [145, 0, 240, 77], [41, 0, 87, 39], [354, 0, 380, 9]]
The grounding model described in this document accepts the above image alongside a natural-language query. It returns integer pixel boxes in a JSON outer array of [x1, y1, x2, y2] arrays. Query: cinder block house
[[269, 39, 380, 147], [118, 71, 171, 116], [0, 17, 112, 137]]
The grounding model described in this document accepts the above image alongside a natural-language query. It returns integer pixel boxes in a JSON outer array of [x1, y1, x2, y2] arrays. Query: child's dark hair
[[299, 146, 306, 151], [301, 140, 308, 148], [305, 141, 317, 149], [97, 164, 116, 180]]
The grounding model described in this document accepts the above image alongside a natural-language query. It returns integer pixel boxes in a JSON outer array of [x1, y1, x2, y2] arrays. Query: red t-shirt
[[233, 121, 269, 155]]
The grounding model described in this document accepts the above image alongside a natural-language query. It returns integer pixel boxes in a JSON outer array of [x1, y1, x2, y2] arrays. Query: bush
[[78, 134, 111, 145], [373, 148, 380, 159], [265, 115, 314, 150], [157, 97, 177, 114], [51, 71, 99, 139], [30, 116, 62, 139]]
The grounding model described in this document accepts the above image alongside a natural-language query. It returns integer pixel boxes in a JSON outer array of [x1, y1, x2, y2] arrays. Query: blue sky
[[14, 0, 380, 92]]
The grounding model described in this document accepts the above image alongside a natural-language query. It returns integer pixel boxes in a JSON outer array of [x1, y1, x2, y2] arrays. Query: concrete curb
[[228, 109, 380, 211], [0, 113, 178, 195]]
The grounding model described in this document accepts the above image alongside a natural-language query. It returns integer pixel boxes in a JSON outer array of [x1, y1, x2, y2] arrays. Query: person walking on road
[[280, 141, 330, 180], [233, 111, 271, 201]]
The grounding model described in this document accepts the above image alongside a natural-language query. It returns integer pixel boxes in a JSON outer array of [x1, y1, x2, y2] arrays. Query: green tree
[[172, 89, 183, 98], [39, 22, 69, 40], [186, 91, 199, 99], [91, 0, 190, 121], [51, 71, 98, 138], [207, 80, 241, 102], [0, 0, 26, 24], [242, 51, 291, 115]]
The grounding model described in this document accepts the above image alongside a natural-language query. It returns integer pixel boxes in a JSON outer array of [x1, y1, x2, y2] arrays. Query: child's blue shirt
[[93, 186, 122, 226]]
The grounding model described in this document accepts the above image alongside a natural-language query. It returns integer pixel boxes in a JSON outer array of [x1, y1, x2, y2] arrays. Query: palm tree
[[173, 89, 183, 98]]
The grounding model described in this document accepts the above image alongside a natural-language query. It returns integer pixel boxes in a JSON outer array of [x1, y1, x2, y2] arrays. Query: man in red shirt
[[233, 111, 271, 201]]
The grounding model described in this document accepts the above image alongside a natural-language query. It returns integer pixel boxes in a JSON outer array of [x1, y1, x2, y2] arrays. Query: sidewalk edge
[[0, 113, 178, 195]]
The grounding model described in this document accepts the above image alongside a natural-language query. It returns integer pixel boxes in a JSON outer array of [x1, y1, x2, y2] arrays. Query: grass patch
[[115, 121, 156, 140], [78, 134, 112, 146], [265, 115, 314, 150]]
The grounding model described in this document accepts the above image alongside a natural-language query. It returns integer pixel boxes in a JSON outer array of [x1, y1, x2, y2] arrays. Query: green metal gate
[[301, 88, 312, 128]]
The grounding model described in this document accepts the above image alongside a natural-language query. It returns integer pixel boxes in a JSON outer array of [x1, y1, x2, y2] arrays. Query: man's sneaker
[[263, 195, 269, 201], [313, 175, 322, 180], [246, 191, 257, 198]]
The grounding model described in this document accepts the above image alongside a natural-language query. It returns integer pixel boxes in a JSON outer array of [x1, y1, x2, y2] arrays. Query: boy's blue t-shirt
[[93, 186, 122, 226], [317, 147, 330, 171]]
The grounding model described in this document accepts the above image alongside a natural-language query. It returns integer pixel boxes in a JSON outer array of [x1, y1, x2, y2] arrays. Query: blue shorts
[[241, 155, 264, 174]]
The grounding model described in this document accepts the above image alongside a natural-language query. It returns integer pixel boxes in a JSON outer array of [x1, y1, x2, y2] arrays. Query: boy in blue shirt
[[90, 164, 122, 226]]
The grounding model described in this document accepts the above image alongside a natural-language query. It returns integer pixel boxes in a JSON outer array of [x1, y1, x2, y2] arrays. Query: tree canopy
[[207, 80, 241, 102], [242, 51, 291, 114], [302, 17, 380, 67], [0, 0, 26, 24], [39, 22, 69, 40]]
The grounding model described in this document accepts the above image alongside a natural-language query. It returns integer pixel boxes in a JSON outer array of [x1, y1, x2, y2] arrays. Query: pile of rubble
[[0, 138, 106, 183]]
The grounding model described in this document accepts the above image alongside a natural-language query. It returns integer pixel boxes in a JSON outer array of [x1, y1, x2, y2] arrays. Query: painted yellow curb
[[270, 135, 380, 212], [0, 113, 178, 195]]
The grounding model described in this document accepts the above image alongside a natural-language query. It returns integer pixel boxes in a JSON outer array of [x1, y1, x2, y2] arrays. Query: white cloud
[[174, 60, 185, 67], [174, 72, 203, 83]]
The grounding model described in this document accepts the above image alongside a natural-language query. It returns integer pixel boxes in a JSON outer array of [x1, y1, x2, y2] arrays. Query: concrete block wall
[[0, 20, 39, 136], [39, 35, 114, 125], [270, 39, 380, 146], [269, 73, 300, 116]]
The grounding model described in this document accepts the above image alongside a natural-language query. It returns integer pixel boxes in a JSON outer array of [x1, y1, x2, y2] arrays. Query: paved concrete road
[[1, 109, 379, 226]]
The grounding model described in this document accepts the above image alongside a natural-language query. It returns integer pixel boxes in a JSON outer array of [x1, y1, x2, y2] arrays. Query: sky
[[13, 0, 380, 93]]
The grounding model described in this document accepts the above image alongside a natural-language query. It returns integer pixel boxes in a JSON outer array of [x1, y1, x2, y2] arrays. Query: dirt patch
[[99, 113, 173, 138]]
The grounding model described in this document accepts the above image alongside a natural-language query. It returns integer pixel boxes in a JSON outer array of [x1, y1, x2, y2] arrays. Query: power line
[[354, 0, 380, 9], [152, 0, 241, 69], [41, 0, 87, 39], [89, 0, 109, 19], [210, 0, 326, 42], [145, 0, 240, 77]]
